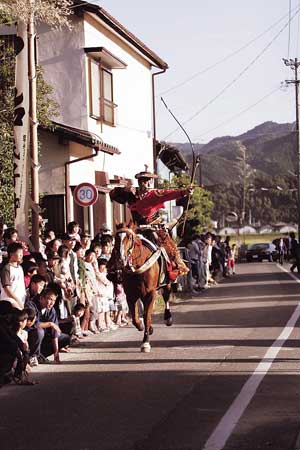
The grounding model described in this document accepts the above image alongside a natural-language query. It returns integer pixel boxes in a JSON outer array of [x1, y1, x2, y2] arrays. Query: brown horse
[[109, 223, 173, 352]]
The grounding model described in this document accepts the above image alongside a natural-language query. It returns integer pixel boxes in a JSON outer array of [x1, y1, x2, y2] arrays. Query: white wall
[[37, 12, 155, 182], [83, 15, 154, 180]]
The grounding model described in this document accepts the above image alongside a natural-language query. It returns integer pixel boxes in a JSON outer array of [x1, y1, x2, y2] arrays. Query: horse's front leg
[[162, 284, 173, 326], [141, 290, 156, 353], [127, 295, 144, 332]]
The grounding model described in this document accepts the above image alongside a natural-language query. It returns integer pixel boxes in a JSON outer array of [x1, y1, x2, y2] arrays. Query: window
[[88, 58, 117, 126]]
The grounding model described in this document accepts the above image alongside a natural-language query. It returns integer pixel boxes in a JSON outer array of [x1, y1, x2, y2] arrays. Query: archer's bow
[[161, 97, 200, 237]]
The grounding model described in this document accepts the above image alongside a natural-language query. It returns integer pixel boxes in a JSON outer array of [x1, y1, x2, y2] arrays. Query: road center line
[[202, 265, 300, 450]]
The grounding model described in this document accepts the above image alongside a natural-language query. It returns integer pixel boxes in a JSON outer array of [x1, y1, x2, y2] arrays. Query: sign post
[[73, 183, 98, 207]]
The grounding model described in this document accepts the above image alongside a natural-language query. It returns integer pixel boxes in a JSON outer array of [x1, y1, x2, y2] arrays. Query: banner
[[13, 21, 29, 240]]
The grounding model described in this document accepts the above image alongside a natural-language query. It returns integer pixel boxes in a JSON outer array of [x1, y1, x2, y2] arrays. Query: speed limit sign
[[74, 183, 98, 207]]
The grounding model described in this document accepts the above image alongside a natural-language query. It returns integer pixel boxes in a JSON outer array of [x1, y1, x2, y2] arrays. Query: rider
[[109, 170, 194, 276]]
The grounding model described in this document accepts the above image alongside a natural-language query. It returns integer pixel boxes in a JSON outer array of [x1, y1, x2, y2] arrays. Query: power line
[[195, 85, 283, 140], [297, 0, 300, 55], [159, 5, 298, 97], [163, 6, 300, 141], [288, 0, 292, 57]]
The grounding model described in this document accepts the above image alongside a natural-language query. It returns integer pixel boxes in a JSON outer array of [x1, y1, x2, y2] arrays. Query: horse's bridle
[[115, 228, 136, 268]]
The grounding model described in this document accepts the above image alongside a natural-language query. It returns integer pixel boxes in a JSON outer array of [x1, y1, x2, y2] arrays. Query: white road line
[[202, 266, 300, 450]]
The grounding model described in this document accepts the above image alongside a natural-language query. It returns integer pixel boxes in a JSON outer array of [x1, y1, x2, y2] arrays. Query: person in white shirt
[[0, 242, 26, 309]]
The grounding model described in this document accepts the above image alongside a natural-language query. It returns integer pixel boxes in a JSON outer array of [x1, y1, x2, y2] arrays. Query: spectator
[[0, 301, 31, 385], [228, 244, 237, 275], [45, 238, 62, 257], [37, 288, 71, 363], [80, 232, 91, 251], [23, 306, 41, 367], [66, 221, 81, 242], [114, 283, 128, 326], [0, 242, 26, 309], [22, 260, 39, 288], [98, 258, 117, 332], [25, 274, 46, 306], [74, 243, 90, 335], [71, 303, 86, 339]]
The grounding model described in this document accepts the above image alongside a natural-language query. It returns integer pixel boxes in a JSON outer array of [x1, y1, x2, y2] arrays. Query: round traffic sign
[[73, 183, 98, 207]]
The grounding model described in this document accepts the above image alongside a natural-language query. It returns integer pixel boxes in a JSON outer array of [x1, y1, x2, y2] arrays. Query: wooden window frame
[[88, 57, 117, 126]]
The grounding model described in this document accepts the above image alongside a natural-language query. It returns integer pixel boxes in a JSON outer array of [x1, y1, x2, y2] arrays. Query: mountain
[[168, 121, 296, 186]]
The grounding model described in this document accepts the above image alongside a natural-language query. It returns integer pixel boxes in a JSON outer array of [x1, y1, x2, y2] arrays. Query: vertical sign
[[13, 22, 29, 240]]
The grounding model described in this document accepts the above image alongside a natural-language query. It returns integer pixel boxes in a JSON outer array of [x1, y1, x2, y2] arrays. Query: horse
[[109, 222, 173, 352]]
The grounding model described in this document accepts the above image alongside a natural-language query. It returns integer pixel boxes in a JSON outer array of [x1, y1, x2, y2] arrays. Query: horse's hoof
[[149, 326, 154, 335], [141, 342, 151, 353], [165, 317, 173, 326]]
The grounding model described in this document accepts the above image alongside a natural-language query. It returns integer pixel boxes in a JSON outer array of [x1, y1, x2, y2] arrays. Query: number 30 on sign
[[73, 183, 98, 207]]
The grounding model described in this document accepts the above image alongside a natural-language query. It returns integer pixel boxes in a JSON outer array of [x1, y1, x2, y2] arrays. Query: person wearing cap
[[110, 171, 193, 227], [109, 170, 193, 275]]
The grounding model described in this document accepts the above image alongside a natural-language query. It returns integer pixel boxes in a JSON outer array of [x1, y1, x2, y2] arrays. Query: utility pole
[[28, 14, 40, 251], [284, 58, 300, 241]]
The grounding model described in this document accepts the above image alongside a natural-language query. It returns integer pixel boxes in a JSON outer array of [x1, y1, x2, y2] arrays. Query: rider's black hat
[[135, 171, 159, 180]]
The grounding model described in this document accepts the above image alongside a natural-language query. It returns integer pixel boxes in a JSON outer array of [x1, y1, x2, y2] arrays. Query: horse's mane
[[115, 220, 136, 232]]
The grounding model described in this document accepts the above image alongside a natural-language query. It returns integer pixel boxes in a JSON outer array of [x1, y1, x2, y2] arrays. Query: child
[[11, 309, 35, 384], [98, 258, 118, 331], [71, 303, 86, 339], [114, 283, 129, 327], [228, 244, 237, 275]]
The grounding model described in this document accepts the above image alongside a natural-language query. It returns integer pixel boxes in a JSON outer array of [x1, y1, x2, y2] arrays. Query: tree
[[0, 40, 59, 224], [0, 0, 72, 246], [0, 0, 72, 27], [167, 173, 214, 241]]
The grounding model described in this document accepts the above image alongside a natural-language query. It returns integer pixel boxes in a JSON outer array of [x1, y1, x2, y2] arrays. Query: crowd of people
[[0, 213, 243, 388], [182, 234, 236, 294], [0, 220, 129, 387]]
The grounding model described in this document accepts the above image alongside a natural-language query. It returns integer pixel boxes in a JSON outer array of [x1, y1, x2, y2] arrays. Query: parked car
[[246, 242, 278, 262]]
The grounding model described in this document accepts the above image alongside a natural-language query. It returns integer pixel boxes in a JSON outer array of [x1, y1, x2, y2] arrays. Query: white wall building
[[12, 2, 168, 234]]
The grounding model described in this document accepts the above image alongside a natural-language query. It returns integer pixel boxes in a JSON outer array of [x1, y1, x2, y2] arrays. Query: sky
[[93, 0, 300, 144]]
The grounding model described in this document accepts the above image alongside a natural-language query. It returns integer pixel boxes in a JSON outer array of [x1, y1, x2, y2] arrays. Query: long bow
[[161, 97, 200, 237]]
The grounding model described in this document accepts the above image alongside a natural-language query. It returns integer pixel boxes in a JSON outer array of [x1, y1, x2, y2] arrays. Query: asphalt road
[[1, 262, 300, 450]]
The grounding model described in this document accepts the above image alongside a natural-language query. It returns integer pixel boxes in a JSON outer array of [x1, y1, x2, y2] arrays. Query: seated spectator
[[0, 242, 26, 309], [24, 306, 40, 367], [25, 274, 46, 306], [71, 303, 86, 339], [36, 287, 71, 363], [0, 301, 21, 385]]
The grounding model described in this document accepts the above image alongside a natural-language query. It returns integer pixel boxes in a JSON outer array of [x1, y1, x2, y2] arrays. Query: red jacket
[[129, 189, 185, 221]]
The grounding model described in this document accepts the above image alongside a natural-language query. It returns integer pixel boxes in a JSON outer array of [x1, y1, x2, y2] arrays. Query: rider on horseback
[[109, 170, 193, 277]]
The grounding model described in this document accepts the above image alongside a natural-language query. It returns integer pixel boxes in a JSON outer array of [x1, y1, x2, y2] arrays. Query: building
[[2, 1, 168, 235]]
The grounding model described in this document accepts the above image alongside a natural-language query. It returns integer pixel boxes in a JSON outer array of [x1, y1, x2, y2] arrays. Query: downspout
[[152, 68, 166, 176], [64, 148, 99, 228]]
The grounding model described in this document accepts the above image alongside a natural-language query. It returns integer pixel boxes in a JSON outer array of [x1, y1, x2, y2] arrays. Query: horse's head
[[114, 222, 137, 270]]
